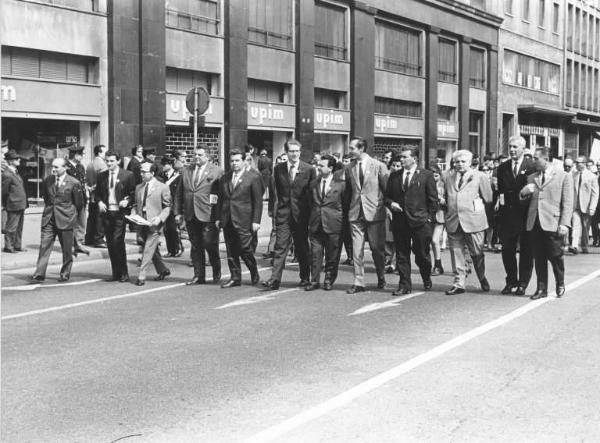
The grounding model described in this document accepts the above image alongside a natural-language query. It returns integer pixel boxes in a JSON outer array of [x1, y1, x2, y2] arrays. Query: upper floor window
[[1, 46, 97, 84], [522, 0, 531, 21], [315, 88, 347, 109], [438, 38, 457, 83], [248, 0, 293, 50], [27, 0, 103, 12], [166, 67, 217, 95], [248, 78, 290, 103], [504, 0, 513, 15], [165, 0, 220, 35], [552, 3, 560, 33], [375, 21, 422, 76], [469, 47, 486, 89], [374, 97, 422, 118], [438, 105, 456, 121], [503, 49, 560, 94], [314, 2, 347, 61], [538, 0, 545, 27]]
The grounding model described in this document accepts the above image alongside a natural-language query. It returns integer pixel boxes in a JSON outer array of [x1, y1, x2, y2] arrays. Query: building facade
[[1, 0, 502, 205]]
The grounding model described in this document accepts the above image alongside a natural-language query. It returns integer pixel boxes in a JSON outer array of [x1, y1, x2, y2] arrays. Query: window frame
[[469, 46, 487, 89], [374, 19, 424, 77], [438, 37, 458, 84], [314, 1, 349, 61], [165, 0, 221, 36], [248, 0, 294, 51]]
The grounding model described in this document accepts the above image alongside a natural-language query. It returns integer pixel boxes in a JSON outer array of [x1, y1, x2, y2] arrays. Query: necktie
[[233, 172, 239, 188], [193, 166, 201, 186], [458, 172, 465, 188], [142, 183, 149, 211], [288, 164, 295, 182], [541, 172, 545, 185], [321, 179, 327, 200], [358, 161, 364, 187], [403, 171, 410, 191], [577, 172, 582, 199], [513, 162, 518, 178], [54, 176, 59, 193]]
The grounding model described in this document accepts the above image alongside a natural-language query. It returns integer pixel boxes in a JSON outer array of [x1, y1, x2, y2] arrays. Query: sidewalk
[[1, 202, 273, 271]]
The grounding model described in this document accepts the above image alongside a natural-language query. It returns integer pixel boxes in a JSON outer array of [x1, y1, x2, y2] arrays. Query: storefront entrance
[[248, 129, 292, 162]]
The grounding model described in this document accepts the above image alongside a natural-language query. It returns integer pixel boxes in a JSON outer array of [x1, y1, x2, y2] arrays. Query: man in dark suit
[[66, 144, 89, 256], [2, 150, 27, 253], [158, 157, 183, 257], [262, 139, 316, 290], [84, 144, 107, 247], [216, 149, 263, 288], [306, 155, 347, 291], [257, 149, 273, 198], [520, 147, 573, 299], [174, 145, 223, 285], [96, 151, 136, 282], [31, 158, 83, 282], [385, 148, 438, 295], [126, 144, 144, 185], [497, 135, 536, 296]]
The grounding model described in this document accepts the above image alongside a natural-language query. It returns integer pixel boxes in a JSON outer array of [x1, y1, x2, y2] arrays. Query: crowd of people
[[1, 136, 599, 299]]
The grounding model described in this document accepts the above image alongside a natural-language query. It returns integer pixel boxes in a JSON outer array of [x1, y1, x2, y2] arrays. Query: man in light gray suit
[[520, 147, 573, 299], [443, 149, 493, 295], [344, 137, 389, 293], [568, 155, 598, 254]]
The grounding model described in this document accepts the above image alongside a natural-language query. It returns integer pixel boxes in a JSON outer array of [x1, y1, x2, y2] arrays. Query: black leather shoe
[[501, 285, 515, 295], [163, 253, 177, 258], [556, 285, 566, 298], [568, 247, 578, 255], [480, 278, 490, 292], [445, 286, 465, 295], [186, 276, 206, 285], [530, 289, 547, 300], [14, 248, 27, 252], [58, 275, 70, 282], [250, 272, 260, 286], [323, 281, 332, 291], [423, 279, 432, 290], [174, 248, 184, 257], [134, 279, 145, 286], [3, 248, 15, 253], [29, 274, 45, 283], [515, 285, 527, 296], [342, 258, 353, 266], [118, 274, 130, 283], [392, 287, 411, 296], [298, 279, 310, 288], [154, 269, 171, 281], [305, 282, 320, 291], [377, 278, 386, 289], [263, 279, 280, 290], [346, 285, 365, 294], [93, 242, 107, 249], [213, 271, 222, 284], [221, 279, 241, 288]]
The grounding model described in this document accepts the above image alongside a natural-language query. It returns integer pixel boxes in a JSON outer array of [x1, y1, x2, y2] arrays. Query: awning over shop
[[517, 105, 576, 118]]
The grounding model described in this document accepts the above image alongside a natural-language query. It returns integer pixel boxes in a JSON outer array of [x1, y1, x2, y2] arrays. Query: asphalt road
[[2, 248, 600, 442]]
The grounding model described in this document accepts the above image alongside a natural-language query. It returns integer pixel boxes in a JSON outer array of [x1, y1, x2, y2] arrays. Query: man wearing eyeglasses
[[496, 136, 536, 296]]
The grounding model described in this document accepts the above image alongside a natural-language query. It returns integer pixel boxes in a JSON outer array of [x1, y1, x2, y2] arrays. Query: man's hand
[[252, 223, 260, 232], [98, 201, 107, 213], [118, 198, 128, 208], [175, 215, 182, 224], [390, 202, 403, 213], [215, 220, 220, 229], [520, 183, 536, 197], [557, 225, 569, 237]]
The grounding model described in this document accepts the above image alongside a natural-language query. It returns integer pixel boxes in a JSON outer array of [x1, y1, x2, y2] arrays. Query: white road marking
[[2, 267, 272, 320], [243, 269, 600, 443], [349, 292, 425, 316], [215, 288, 297, 309], [2, 279, 103, 291]]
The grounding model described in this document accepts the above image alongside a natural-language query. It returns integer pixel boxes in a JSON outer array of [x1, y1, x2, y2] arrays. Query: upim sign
[[249, 104, 284, 125], [375, 115, 398, 131], [315, 109, 344, 128], [1, 85, 16, 101], [170, 98, 213, 119]]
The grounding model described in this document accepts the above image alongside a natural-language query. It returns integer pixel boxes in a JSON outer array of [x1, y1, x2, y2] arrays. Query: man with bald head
[[31, 158, 84, 282]]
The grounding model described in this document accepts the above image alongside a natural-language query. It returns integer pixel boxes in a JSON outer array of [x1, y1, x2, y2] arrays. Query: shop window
[[552, 3, 560, 34], [2, 46, 96, 84], [504, 0, 513, 15], [165, 0, 220, 35], [469, 47, 486, 89], [438, 105, 456, 122], [315, 88, 346, 109], [166, 67, 216, 95], [468, 111, 484, 154], [438, 38, 457, 83], [248, 79, 289, 103], [375, 97, 422, 118], [248, 0, 293, 50], [375, 21, 422, 76], [502, 49, 559, 94], [315, 2, 347, 61]]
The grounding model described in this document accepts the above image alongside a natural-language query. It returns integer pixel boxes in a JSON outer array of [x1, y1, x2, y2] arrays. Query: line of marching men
[[21, 135, 596, 299]]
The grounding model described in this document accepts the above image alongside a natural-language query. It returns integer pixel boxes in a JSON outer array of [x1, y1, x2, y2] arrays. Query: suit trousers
[[103, 210, 128, 278], [309, 226, 340, 284], [34, 218, 73, 278], [340, 217, 353, 261], [571, 209, 591, 250], [448, 225, 486, 289], [223, 222, 258, 282], [73, 205, 87, 248], [500, 229, 533, 287], [4, 210, 24, 250], [271, 219, 310, 282], [85, 201, 105, 245], [531, 218, 565, 288], [163, 213, 181, 255], [350, 218, 386, 287], [187, 217, 220, 280], [393, 221, 432, 290], [138, 226, 168, 280]]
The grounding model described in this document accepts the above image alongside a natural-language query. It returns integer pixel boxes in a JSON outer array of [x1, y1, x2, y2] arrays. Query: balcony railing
[[315, 42, 347, 61], [166, 8, 219, 35], [439, 69, 457, 83], [375, 56, 421, 76], [469, 78, 486, 89], [248, 27, 292, 50]]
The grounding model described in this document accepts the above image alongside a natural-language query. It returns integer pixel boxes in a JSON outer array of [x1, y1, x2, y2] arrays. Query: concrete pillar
[[425, 27, 440, 167], [295, 0, 315, 162], [458, 37, 471, 152], [487, 45, 499, 154]]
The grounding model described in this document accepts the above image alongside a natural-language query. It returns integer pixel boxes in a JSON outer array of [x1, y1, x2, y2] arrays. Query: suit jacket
[[96, 168, 136, 213], [572, 168, 599, 215], [2, 167, 27, 211], [257, 155, 273, 182], [269, 160, 316, 225], [444, 169, 493, 233], [66, 160, 87, 204], [217, 169, 263, 230], [40, 174, 83, 230], [175, 163, 223, 222], [158, 170, 181, 212], [496, 157, 536, 237], [345, 155, 389, 222], [308, 171, 347, 234], [126, 156, 144, 185], [85, 156, 107, 202], [384, 168, 438, 228], [132, 178, 171, 232], [521, 167, 574, 232]]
